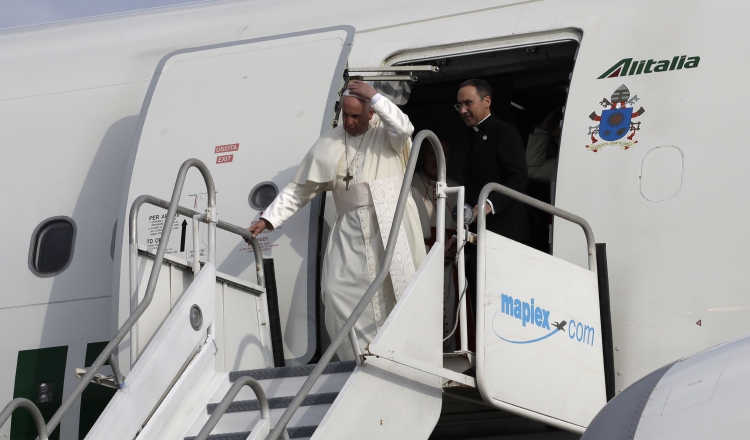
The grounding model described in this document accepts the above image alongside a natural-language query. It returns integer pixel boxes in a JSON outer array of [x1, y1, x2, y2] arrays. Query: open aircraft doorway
[[397, 32, 578, 256], [386, 31, 586, 439]]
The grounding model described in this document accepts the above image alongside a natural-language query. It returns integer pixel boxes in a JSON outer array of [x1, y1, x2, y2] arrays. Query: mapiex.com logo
[[492, 294, 596, 346]]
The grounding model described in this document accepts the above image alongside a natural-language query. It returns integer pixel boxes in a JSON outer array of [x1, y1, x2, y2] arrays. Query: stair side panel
[[85, 263, 216, 440], [312, 245, 445, 439]]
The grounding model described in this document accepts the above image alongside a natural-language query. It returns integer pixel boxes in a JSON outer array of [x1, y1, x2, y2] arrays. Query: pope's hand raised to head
[[347, 80, 376, 101], [245, 218, 273, 244]]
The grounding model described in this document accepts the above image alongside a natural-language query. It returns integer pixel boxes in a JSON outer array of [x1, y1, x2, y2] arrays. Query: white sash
[[368, 174, 416, 301], [331, 182, 373, 216]]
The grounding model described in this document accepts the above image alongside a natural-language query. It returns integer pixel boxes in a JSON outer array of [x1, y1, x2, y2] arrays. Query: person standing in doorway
[[457, 78, 529, 242], [456, 79, 529, 322]]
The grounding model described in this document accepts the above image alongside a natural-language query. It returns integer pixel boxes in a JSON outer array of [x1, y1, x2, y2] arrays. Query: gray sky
[[0, 0, 214, 30]]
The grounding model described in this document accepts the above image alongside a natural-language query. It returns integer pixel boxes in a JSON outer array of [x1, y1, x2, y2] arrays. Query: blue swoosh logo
[[492, 309, 559, 344], [494, 328, 559, 344]]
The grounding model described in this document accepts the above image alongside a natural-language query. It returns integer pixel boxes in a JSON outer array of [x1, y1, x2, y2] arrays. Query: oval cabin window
[[30, 217, 76, 276], [248, 182, 279, 210], [639, 146, 684, 202]]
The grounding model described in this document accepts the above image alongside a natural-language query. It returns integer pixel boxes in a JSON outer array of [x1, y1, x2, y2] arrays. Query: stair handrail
[[194, 376, 290, 440], [41, 159, 217, 435], [266, 130, 447, 440], [0, 398, 48, 440], [128, 195, 266, 366], [129, 195, 265, 286], [474, 182, 608, 416], [476, 183, 597, 272]]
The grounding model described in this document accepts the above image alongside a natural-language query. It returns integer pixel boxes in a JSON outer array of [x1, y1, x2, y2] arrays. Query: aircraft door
[[116, 26, 354, 366], [476, 200, 606, 433]]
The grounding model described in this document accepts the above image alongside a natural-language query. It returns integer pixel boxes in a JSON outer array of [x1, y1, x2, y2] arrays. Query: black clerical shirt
[[463, 114, 529, 243]]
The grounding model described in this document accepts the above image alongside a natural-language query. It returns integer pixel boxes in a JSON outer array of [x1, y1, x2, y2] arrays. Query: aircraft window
[[640, 146, 683, 202], [30, 217, 76, 276], [249, 182, 279, 210]]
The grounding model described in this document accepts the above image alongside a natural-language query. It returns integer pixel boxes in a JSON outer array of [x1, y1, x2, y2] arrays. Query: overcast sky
[[0, 0, 213, 30]]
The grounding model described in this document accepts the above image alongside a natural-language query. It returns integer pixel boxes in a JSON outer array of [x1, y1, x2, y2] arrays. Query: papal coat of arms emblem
[[586, 84, 645, 152]]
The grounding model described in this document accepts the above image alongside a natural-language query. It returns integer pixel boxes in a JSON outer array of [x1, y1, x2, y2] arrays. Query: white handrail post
[[192, 214, 204, 277], [350, 328, 363, 366], [444, 186, 468, 353], [435, 186, 446, 245], [129, 241, 139, 368], [456, 186, 468, 353], [206, 207, 217, 264], [206, 207, 217, 338]]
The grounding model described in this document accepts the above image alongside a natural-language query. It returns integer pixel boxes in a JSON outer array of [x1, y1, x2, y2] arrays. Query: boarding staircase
[[0, 131, 612, 440], [185, 361, 356, 439]]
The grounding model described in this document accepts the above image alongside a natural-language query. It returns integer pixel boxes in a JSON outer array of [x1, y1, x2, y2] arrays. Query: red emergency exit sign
[[216, 154, 234, 164], [214, 143, 239, 154]]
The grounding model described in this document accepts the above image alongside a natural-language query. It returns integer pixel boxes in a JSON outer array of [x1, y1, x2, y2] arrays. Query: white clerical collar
[[472, 113, 492, 132]]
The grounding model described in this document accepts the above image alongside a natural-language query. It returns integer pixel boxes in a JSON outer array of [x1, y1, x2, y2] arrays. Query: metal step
[[223, 362, 355, 401], [184, 424, 317, 440], [229, 361, 356, 381], [183, 362, 357, 439], [200, 403, 330, 435], [207, 392, 338, 414], [228, 370, 349, 401]]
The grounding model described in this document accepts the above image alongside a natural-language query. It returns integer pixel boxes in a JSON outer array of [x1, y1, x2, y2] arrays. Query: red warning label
[[215, 143, 239, 154], [216, 154, 234, 164]]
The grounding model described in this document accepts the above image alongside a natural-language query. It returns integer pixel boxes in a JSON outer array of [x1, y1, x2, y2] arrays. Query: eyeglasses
[[454, 98, 482, 112]]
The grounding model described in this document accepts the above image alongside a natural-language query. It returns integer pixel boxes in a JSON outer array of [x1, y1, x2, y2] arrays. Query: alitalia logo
[[598, 55, 700, 79]]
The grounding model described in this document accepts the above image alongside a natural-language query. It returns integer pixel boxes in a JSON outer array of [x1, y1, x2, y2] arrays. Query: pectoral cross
[[343, 171, 353, 190]]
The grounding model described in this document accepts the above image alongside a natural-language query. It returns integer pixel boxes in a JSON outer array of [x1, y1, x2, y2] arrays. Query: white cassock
[[262, 94, 425, 360]]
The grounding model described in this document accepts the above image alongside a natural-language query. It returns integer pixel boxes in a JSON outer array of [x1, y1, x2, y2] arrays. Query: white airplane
[[0, 0, 748, 438]]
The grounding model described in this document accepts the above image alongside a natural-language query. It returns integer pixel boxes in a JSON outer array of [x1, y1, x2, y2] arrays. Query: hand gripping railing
[[41, 159, 217, 435], [266, 130, 447, 440], [128, 195, 266, 364], [194, 376, 290, 440], [129, 195, 265, 286], [0, 398, 48, 440]]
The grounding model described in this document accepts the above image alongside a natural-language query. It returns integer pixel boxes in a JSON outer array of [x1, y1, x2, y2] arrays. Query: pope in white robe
[[249, 81, 425, 360]]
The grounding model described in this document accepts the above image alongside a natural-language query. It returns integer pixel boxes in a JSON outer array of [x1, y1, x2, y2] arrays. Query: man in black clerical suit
[[457, 79, 529, 243], [457, 79, 529, 336]]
